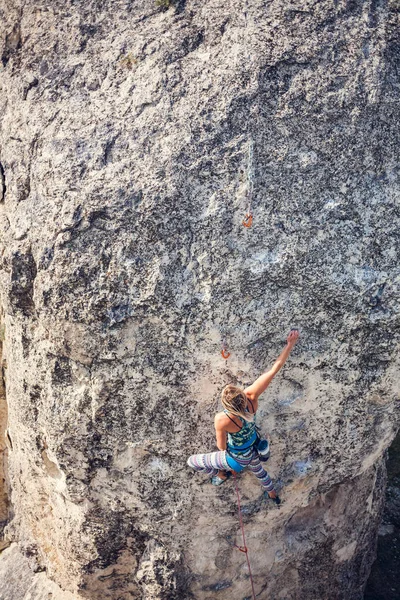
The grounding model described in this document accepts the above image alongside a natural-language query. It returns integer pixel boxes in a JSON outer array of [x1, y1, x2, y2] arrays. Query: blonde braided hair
[[221, 384, 253, 422]]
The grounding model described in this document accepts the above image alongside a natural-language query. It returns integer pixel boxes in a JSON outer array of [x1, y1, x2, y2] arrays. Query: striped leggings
[[187, 448, 276, 493]]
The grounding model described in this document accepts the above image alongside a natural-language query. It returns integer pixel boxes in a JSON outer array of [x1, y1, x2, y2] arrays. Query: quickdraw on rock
[[221, 348, 231, 359], [243, 138, 255, 228], [242, 213, 253, 228], [241, 0, 261, 232], [221, 335, 231, 360]]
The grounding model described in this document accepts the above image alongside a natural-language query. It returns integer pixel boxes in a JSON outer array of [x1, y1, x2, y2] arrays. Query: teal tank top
[[224, 409, 257, 449]]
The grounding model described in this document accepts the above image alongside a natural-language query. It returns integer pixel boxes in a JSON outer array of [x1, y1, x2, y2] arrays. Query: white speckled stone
[[0, 0, 399, 598]]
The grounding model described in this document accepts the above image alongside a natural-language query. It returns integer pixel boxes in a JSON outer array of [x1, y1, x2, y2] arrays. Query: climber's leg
[[187, 450, 231, 478], [248, 449, 277, 496]]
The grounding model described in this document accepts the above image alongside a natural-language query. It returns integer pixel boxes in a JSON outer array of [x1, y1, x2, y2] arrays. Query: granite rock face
[[0, 543, 78, 600], [0, 0, 399, 598]]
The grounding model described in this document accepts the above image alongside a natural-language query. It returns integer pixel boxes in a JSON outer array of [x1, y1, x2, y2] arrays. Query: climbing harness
[[224, 400, 270, 463], [226, 433, 270, 467], [256, 438, 270, 461], [232, 472, 257, 600]]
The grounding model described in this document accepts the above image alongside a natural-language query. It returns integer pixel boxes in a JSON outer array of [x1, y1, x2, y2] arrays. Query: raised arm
[[244, 329, 299, 401]]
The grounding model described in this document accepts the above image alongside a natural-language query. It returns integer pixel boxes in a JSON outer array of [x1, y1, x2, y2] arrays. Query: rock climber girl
[[187, 329, 299, 504]]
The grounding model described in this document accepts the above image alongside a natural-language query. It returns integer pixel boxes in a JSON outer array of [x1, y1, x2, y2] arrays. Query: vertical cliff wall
[[0, 1, 399, 599], [0, 310, 11, 551]]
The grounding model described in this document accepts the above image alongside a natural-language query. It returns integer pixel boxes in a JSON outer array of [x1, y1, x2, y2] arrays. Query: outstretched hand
[[244, 329, 300, 401], [287, 329, 299, 347]]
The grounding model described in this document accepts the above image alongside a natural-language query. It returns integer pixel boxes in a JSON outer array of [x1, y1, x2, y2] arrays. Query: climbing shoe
[[264, 491, 281, 505], [211, 472, 231, 486]]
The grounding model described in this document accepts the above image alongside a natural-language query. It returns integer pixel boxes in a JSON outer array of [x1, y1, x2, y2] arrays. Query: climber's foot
[[266, 491, 281, 505], [211, 471, 231, 486]]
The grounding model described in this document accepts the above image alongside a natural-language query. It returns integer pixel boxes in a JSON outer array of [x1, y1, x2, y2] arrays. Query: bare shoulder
[[214, 411, 230, 429]]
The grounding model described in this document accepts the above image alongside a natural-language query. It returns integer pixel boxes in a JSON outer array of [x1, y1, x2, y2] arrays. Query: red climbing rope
[[233, 472, 257, 600]]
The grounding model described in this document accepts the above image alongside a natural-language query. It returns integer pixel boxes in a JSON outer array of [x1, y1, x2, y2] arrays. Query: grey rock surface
[[0, 543, 79, 600], [0, 0, 399, 598], [0, 322, 10, 552]]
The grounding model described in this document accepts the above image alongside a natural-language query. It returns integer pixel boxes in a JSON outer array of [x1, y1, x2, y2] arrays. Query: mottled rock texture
[[0, 543, 78, 600], [0, 0, 399, 598], [0, 322, 11, 552]]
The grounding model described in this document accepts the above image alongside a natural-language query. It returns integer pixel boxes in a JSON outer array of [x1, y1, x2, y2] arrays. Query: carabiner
[[221, 348, 231, 360]]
